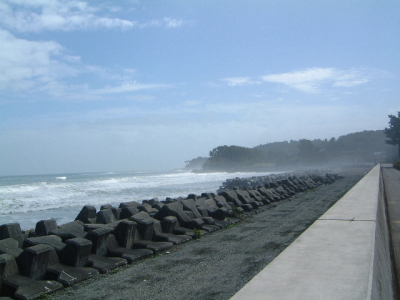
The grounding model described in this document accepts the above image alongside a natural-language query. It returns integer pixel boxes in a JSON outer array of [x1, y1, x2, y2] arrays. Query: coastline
[[49, 167, 368, 300]]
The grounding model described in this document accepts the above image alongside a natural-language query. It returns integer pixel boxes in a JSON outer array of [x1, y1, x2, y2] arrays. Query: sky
[[0, 0, 399, 176]]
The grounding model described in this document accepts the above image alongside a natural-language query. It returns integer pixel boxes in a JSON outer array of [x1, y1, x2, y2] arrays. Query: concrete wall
[[371, 167, 397, 299], [231, 164, 397, 300]]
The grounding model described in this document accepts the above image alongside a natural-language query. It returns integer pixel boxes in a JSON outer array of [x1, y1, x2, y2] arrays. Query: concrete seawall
[[231, 164, 398, 300]]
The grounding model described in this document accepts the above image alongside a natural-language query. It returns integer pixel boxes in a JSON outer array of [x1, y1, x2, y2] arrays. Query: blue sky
[[0, 0, 399, 175]]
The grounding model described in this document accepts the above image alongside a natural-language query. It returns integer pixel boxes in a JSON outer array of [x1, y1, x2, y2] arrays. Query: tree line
[[185, 129, 398, 172]]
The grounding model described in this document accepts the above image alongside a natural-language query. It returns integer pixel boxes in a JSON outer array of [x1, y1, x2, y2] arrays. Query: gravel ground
[[50, 167, 369, 300]]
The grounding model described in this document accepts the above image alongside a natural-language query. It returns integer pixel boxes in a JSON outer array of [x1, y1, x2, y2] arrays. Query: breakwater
[[0, 172, 340, 300]]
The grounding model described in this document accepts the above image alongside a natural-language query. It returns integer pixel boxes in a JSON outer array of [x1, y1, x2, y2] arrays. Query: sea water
[[0, 170, 278, 230]]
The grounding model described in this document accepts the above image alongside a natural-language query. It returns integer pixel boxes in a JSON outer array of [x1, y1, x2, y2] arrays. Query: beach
[[49, 166, 368, 300]]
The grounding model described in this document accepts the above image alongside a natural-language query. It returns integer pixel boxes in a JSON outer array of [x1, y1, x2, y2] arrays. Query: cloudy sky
[[1, 0, 399, 176]]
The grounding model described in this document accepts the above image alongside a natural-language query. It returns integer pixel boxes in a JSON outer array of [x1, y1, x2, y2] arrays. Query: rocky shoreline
[[0, 168, 367, 300]]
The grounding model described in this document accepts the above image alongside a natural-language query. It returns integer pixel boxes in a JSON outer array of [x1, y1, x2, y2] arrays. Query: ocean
[[0, 170, 278, 230]]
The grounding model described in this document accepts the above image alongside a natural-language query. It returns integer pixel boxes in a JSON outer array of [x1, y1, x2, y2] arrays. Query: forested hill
[[185, 130, 397, 172]]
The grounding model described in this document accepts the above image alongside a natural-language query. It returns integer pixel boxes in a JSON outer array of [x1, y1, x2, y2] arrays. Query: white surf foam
[[0, 170, 278, 229]]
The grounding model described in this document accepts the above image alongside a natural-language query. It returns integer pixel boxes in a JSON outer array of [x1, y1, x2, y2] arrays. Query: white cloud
[[262, 68, 335, 93], [0, 28, 78, 91], [0, 28, 166, 99], [93, 81, 168, 94], [221, 77, 260, 86], [162, 17, 190, 28], [139, 17, 192, 29], [262, 68, 369, 93], [0, 0, 136, 32], [0, 1, 192, 32], [333, 70, 370, 87]]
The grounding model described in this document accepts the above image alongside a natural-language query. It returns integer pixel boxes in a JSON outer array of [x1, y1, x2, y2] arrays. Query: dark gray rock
[[22, 229, 35, 239], [112, 220, 137, 249], [201, 217, 215, 225], [107, 235, 152, 264], [130, 212, 155, 241], [0, 254, 63, 299], [248, 189, 270, 204], [60, 237, 92, 267], [204, 198, 228, 220], [213, 219, 231, 228], [112, 207, 121, 220], [0, 254, 19, 290], [152, 202, 164, 210], [50, 221, 86, 242], [173, 227, 206, 239], [270, 188, 285, 200], [24, 235, 99, 286], [195, 198, 215, 216], [2, 274, 63, 300], [127, 211, 191, 245], [0, 238, 23, 258], [152, 221, 191, 245], [138, 203, 159, 215], [0, 223, 24, 248], [142, 198, 158, 206], [99, 206, 121, 220], [35, 219, 58, 237], [196, 206, 209, 217], [221, 191, 244, 208], [201, 224, 220, 233], [83, 223, 110, 232], [213, 195, 233, 210], [100, 204, 113, 210], [161, 216, 178, 233], [185, 218, 206, 230], [239, 204, 253, 211], [154, 202, 193, 226], [275, 186, 290, 198], [258, 187, 281, 201], [133, 240, 173, 255], [119, 201, 140, 209], [185, 210, 195, 220], [235, 190, 259, 208], [119, 206, 139, 220], [75, 205, 97, 224], [186, 194, 198, 200], [46, 263, 98, 287], [246, 189, 264, 201], [180, 199, 203, 219], [201, 192, 216, 198], [16, 244, 52, 280], [96, 208, 116, 224], [155, 202, 204, 231], [22, 236, 66, 265], [85, 227, 112, 256], [87, 254, 127, 274]]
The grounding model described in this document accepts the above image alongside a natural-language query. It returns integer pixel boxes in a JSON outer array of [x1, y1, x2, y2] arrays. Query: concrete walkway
[[231, 165, 397, 300]]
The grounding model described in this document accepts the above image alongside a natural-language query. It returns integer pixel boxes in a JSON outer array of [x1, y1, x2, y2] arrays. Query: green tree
[[203, 145, 264, 171], [184, 157, 208, 170], [384, 112, 400, 158], [298, 139, 320, 163]]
